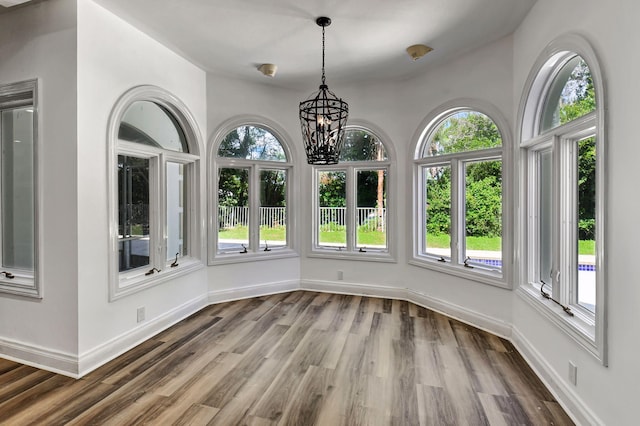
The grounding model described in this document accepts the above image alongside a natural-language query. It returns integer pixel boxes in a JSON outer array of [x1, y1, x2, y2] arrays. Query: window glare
[[119, 101, 188, 152], [167, 162, 187, 260]]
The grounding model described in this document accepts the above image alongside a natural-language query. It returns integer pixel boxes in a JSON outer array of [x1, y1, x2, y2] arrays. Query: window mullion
[[450, 159, 461, 265], [559, 138, 578, 306], [346, 166, 356, 251], [150, 155, 163, 270], [250, 165, 260, 252]]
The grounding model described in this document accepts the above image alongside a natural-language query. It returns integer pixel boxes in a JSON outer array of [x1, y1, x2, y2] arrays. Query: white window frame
[[411, 101, 512, 288], [209, 117, 297, 265], [0, 79, 40, 298], [516, 35, 607, 364], [108, 86, 203, 301], [310, 124, 395, 262]]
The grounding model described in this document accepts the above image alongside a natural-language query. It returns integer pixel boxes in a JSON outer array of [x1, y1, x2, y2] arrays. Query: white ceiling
[[97, 0, 535, 89]]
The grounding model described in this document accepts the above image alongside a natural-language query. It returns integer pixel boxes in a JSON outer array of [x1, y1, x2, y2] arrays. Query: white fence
[[218, 206, 386, 232]]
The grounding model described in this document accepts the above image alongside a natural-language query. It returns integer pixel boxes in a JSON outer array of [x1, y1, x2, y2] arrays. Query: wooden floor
[[0, 291, 573, 425]]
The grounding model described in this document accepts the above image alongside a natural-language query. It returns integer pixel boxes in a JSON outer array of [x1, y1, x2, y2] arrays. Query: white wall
[[0, 0, 79, 371], [76, 0, 207, 372], [512, 0, 640, 424]]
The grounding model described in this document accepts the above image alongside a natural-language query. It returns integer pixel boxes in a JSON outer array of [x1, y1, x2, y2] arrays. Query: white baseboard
[[511, 327, 603, 426], [208, 279, 299, 304], [300, 279, 406, 300], [77, 294, 208, 377], [0, 337, 79, 378]]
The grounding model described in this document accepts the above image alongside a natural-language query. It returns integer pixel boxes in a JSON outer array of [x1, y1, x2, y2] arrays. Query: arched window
[[210, 119, 295, 263], [312, 124, 393, 259], [413, 105, 506, 285], [108, 86, 202, 300], [519, 35, 605, 363]]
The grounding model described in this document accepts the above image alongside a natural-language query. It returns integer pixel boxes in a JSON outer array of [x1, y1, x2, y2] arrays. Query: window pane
[[318, 171, 346, 247], [218, 125, 286, 162], [356, 169, 387, 250], [167, 162, 187, 261], [423, 111, 501, 156], [218, 168, 249, 251], [1, 107, 34, 270], [538, 150, 553, 291], [118, 155, 150, 272], [260, 170, 287, 249], [577, 137, 596, 312], [424, 165, 451, 259], [119, 101, 188, 152], [340, 129, 388, 162], [464, 160, 502, 270], [541, 56, 595, 132]]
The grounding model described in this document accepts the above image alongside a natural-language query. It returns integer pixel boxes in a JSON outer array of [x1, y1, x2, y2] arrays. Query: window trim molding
[[410, 99, 513, 289], [516, 33, 607, 365], [0, 79, 41, 298], [310, 121, 397, 262], [208, 115, 298, 265], [107, 85, 204, 301]]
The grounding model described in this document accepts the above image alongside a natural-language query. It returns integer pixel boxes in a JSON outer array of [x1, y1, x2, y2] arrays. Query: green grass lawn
[[220, 227, 595, 255]]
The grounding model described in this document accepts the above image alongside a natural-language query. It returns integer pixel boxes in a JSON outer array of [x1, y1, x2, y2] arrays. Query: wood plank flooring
[[0, 291, 574, 425]]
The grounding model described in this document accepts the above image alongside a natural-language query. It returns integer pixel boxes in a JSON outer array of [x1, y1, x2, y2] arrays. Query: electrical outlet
[[568, 361, 577, 385], [337, 270, 344, 281], [137, 307, 145, 323]]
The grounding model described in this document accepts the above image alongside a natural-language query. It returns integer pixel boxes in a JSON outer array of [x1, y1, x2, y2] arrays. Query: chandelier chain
[[321, 24, 326, 85]]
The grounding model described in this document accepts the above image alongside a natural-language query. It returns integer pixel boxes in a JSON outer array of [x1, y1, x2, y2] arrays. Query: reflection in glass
[[356, 170, 387, 250], [464, 160, 502, 269], [318, 171, 346, 247], [577, 137, 596, 313], [1, 108, 34, 270], [119, 101, 188, 152], [167, 162, 187, 260], [260, 170, 287, 249], [217, 168, 249, 251], [425, 165, 451, 259], [118, 155, 150, 272], [540, 56, 596, 132], [340, 129, 387, 162], [218, 125, 286, 161]]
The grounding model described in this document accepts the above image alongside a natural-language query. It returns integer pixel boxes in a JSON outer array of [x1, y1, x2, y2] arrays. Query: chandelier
[[299, 17, 349, 165]]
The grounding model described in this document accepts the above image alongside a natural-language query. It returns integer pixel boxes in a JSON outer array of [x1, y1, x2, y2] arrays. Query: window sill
[[0, 273, 40, 298], [308, 249, 395, 263], [409, 256, 508, 289], [209, 248, 298, 266], [111, 257, 204, 301], [516, 284, 602, 363]]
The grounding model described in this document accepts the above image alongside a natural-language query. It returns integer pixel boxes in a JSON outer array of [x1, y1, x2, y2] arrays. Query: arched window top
[[217, 125, 287, 162], [420, 110, 502, 157], [540, 55, 595, 132], [119, 100, 189, 153], [340, 127, 388, 162]]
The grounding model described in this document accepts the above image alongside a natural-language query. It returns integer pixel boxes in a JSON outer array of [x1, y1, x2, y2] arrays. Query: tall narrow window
[[519, 39, 605, 363], [0, 80, 38, 297], [312, 126, 392, 259], [414, 109, 504, 282], [109, 87, 202, 300], [211, 122, 294, 262]]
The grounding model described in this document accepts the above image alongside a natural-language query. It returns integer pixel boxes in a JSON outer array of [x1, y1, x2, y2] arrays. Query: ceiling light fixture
[[406, 44, 433, 61], [299, 16, 348, 165], [258, 63, 277, 77]]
